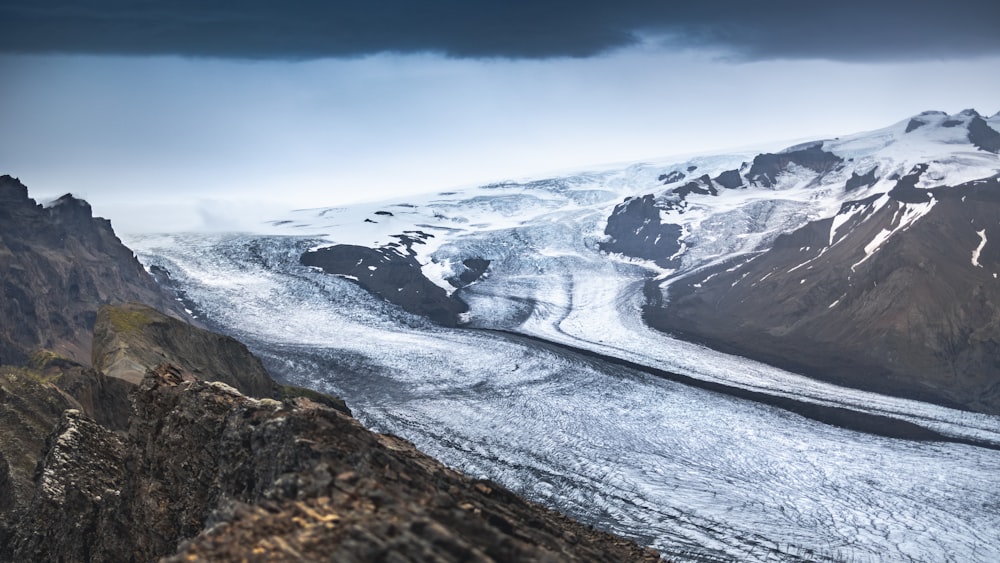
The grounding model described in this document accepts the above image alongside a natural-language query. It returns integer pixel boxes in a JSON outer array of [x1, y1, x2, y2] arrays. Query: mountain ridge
[[0, 174, 191, 366]]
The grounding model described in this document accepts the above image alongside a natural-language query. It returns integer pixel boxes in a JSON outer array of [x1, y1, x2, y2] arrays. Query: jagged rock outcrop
[[600, 194, 683, 266], [713, 169, 745, 190], [672, 174, 718, 197], [0, 175, 188, 366], [0, 365, 79, 532], [7, 409, 128, 562], [3, 361, 660, 562], [746, 144, 843, 188]]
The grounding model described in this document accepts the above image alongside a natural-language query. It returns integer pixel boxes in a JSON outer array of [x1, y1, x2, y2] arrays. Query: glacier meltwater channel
[[129, 231, 1000, 563]]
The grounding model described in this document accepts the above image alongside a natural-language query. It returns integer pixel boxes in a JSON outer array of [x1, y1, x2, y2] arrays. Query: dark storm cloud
[[2, 1, 998, 61]]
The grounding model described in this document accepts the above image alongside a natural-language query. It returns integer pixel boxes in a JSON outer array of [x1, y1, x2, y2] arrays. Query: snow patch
[[421, 258, 457, 296], [851, 198, 937, 271], [972, 229, 987, 268]]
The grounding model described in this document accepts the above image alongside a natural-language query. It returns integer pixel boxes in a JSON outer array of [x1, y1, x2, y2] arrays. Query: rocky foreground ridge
[[0, 179, 660, 561]]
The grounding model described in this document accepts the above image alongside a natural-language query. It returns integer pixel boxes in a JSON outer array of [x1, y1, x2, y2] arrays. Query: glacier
[[127, 231, 1000, 562], [125, 110, 1000, 561]]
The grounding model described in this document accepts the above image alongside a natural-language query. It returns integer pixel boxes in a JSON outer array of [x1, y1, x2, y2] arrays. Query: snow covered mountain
[[259, 108, 1000, 412], [126, 109, 1000, 561], [647, 109, 1000, 413]]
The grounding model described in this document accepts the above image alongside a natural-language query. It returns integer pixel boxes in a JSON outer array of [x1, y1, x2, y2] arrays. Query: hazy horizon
[[2, 1, 999, 231]]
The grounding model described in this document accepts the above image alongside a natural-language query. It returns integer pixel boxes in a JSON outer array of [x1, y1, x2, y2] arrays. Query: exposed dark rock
[[942, 119, 964, 128], [0, 365, 78, 529], [650, 175, 1000, 414], [448, 257, 491, 288], [301, 243, 469, 326], [658, 170, 686, 184], [686, 165, 698, 172], [905, 118, 926, 133], [968, 116, 1000, 153], [34, 353, 134, 431], [600, 195, 683, 267], [4, 362, 660, 563], [6, 409, 128, 562], [672, 174, 718, 197], [713, 169, 744, 190], [747, 145, 843, 188], [374, 210, 394, 216], [0, 453, 12, 514], [845, 167, 879, 191], [887, 164, 931, 203], [0, 175, 189, 366]]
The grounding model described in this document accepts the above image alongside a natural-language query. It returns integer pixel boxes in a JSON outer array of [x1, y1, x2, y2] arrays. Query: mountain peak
[[0, 175, 30, 203], [48, 192, 93, 214], [0, 178, 190, 365]]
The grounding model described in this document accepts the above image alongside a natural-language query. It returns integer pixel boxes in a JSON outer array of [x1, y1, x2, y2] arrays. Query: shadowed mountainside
[[650, 174, 1000, 413], [0, 175, 189, 366]]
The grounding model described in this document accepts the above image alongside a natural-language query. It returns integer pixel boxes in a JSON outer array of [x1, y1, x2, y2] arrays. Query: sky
[[1, 1, 999, 232]]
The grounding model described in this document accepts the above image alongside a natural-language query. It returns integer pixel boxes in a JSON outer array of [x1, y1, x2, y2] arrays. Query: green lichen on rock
[[26, 349, 78, 373], [0, 365, 42, 384], [105, 306, 154, 334], [279, 384, 351, 415]]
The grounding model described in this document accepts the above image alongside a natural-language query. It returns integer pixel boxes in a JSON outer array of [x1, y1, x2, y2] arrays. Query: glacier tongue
[[122, 109, 1000, 562], [128, 231, 1000, 563]]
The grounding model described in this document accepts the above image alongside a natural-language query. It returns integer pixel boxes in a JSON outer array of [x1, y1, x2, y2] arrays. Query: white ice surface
[[127, 228, 1000, 563]]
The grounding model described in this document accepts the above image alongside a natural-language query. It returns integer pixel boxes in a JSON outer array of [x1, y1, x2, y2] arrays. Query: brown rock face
[[92, 302, 279, 398], [0, 175, 188, 366], [6, 409, 128, 562], [650, 175, 1000, 413], [0, 366, 79, 530]]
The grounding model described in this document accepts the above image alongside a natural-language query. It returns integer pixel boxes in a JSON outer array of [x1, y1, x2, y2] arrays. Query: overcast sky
[[1, 1, 999, 232]]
